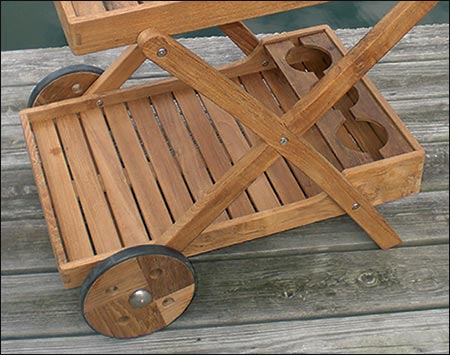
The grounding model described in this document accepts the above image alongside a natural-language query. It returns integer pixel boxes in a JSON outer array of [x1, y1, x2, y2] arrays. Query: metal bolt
[[157, 48, 168, 57], [129, 289, 153, 308], [96, 99, 103, 107], [71, 83, 83, 94], [280, 137, 289, 145], [262, 60, 269, 67], [352, 203, 360, 210]]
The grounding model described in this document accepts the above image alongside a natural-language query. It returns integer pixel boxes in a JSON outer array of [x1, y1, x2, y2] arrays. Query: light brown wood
[[80, 108, 149, 246], [238, 74, 306, 204], [299, 31, 413, 158], [71, 1, 106, 16], [83, 252, 195, 338], [102, 104, 173, 239], [173, 89, 255, 218], [21, 26, 332, 124], [55, 148, 424, 289], [264, 39, 374, 168], [219, 22, 259, 55], [86, 44, 146, 95], [32, 72, 101, 107], [32, 119, 94, 260], [139, 1, 436, 251], [151, 93, 229, 222], [200, 95, 281, 212], [186, 150, 424, 256], [55, 115, 122, 253], [127, 99, 194, 221], [56, 1, 329, 54], [21, 114, 68, 267]]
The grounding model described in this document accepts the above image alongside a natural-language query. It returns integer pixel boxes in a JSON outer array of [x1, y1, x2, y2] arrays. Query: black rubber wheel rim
[[27, 64, 104, 108]]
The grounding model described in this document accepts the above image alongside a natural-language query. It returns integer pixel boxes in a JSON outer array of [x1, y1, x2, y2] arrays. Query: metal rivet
[[71, 83, 83, 94], [129, 289, 153, 308], [157, 48, 168, 57], [280, 137, 289, 145], [96, 99, 103, 107], [352, 203, 360, 210], [262, 60, 269, 67]]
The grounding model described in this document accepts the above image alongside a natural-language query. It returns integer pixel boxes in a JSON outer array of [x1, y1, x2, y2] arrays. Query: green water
[[1, 1, 449, 51]]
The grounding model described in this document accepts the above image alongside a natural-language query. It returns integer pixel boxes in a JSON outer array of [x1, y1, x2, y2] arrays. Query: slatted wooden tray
[[55, 1, 326, 54], [21, 26, 425, 288]]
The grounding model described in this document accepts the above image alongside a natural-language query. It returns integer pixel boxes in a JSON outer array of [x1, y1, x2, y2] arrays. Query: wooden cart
[[20, 1, 437, 339]]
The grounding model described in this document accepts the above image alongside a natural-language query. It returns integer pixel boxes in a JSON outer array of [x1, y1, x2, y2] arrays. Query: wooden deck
[[1, 24, 449, 353]]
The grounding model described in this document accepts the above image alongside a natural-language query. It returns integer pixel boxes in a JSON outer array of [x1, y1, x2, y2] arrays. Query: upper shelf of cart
[[54, 1, 329, 55]]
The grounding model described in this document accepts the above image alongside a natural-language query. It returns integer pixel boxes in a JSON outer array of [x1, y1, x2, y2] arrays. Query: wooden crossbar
[[138, 1, 437, 252]]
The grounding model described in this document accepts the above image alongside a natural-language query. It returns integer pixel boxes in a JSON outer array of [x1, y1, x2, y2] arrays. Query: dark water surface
[[1, 1, 449, 51]]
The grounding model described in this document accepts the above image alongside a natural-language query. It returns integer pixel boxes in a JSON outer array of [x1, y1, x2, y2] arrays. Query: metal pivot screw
[[352, 203, 361, 210], [129, 289, 153, 308], [262, 60, 269, 67], [280, 137, 289, 145], [96, 99, 103, 107], [157, 48, 168, 57]]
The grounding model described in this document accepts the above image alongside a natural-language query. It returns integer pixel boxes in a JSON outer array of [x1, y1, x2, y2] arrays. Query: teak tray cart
[[20, 1, 437, 338]]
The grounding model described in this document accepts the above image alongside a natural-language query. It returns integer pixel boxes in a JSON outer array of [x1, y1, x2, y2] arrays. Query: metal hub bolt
[[157, 48, 168, 57], [352, 203, 361, 210], [129, 289, 153, 308], [71, 83, 83, 94]]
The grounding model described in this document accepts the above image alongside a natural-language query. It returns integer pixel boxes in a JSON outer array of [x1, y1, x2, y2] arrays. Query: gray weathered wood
[[2, 190, 448, 273], [1, 25, 447, 87], [1, 309, 448, 354], [1, 245, 448, 338]]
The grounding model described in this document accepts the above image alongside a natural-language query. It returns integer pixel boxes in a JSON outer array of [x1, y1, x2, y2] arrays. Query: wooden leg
[[85, 44, 146, 95], [138, 1, 437, 252], [219, 22, 259, 55]]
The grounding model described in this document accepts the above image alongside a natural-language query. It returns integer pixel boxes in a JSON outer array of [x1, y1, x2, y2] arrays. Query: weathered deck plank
[[1, 24, 448, 354], [2, 309, 448, 354], [2, 245, 449, 338]]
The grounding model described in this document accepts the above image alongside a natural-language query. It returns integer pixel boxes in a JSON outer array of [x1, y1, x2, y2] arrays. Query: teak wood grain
[[102, 104, 173, 239], [32, 119, 94, 260], [55, 1, 329, 54], [55, 115, 122, 254], [138, 1, 436, 251], [126, 99, 194, 221], [80, 109, 149, 246]]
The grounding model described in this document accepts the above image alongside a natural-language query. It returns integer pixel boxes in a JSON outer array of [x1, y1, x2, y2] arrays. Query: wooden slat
[[200, 95, 281, 211], [173, 89, 255, 218], [32, 119, 93, 260], [55, 115, 122, 254], [127, 98, 193, 221], [151, 93, 228, 222], [261, 68, 343, 197], [219, 22, 259, 55], [238, 74, 306, 204], [80, 108, 149, 246], [71, 1, 106, 16], [103, 104, 172, 239]]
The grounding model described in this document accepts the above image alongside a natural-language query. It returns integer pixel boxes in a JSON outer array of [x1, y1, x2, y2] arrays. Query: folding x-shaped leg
[[125, 1, 435, 253]]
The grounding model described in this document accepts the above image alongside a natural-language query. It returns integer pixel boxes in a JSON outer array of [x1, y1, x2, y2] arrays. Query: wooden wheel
[[80, 245, 196, 338], [27, 64, 104, 107]]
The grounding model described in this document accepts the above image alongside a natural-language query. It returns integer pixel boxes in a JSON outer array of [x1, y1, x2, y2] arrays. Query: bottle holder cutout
[[265, 31, 413, 169]]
